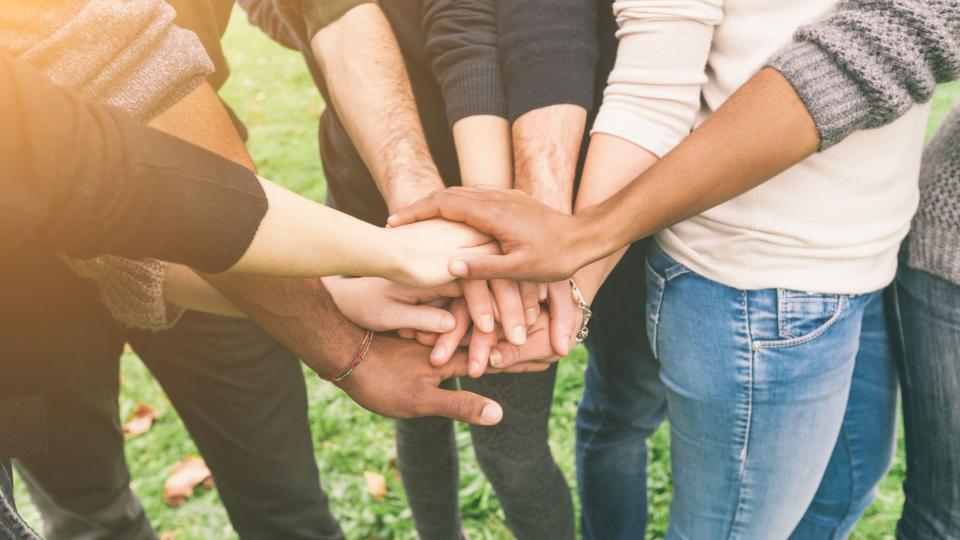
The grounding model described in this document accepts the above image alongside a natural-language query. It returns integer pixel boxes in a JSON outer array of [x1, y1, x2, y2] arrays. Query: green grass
[[13, 10, 960, 540]]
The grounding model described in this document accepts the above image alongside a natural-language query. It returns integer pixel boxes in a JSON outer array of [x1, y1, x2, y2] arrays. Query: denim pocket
[[756, 290, 848, 349]]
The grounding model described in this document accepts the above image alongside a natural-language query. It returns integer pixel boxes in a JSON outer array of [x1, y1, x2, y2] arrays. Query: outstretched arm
[[390, 0, 960, 281]]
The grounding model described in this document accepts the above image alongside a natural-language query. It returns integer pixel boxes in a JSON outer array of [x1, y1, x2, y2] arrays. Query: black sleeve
[[498, 0, 599, 122], [0, 53, 267, 273], [422, 0, 506, 127]]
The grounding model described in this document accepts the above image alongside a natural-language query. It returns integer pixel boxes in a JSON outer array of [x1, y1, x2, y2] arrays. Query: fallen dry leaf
[[363, 471, 387, 501], [123, 403, 156, 437], [163, 457, 213, 507]]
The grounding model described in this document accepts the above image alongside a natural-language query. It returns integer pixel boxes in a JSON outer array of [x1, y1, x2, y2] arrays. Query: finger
[[450, 252, 531, 281], [489, 332, 557, 369], [490, 279, 526, 346], [417, 387, 503, 426], [467, 329, 497, 378], [539, 284, 548, 302], [382, 303, 457, 333], [548, 282, 577, 357], [416, 332, 438, 346], [461, 279, 496, 333], [387, 188, 497, 230], [498, 361, 553, 374], [397, 328, 416, 339], [385, 191, 446, 226], [519, 282, 541, 326], [431, 299, 471, 366]]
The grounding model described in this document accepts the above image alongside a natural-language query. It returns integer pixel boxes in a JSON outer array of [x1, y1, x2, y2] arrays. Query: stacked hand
[[387, 187, 602, 282], [326, 216, 586, 376]]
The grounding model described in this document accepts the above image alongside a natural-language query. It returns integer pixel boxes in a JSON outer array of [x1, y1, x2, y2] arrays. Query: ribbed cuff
[[767, 41, 871, 151], [299, 0, 378, 41], [442, 64, 507, 127], [907, 220, 960, 286], [505, 49, 597, 123], [143, 130, 268, 273]]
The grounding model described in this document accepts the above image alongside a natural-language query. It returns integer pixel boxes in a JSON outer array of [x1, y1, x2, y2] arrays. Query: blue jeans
[[892, 261, 960, 539], [577, 242, 898, 539], [576, 242, 667, 539]]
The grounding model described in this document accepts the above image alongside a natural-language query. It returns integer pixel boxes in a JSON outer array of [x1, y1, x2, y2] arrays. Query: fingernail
[[511, 325, 526, 345], [490, 349, 502, 368], [431, 346, 447, 362], [525, 307, 538, 325], [440, 314, 455, 332], [562, 336, 572, 355], [480, 403, 503, 425], [480, 315, 495, 333], [450, 260, 469, 276]]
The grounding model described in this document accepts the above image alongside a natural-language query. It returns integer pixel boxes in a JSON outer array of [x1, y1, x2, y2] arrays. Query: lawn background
[[14, 8, 960, 539]]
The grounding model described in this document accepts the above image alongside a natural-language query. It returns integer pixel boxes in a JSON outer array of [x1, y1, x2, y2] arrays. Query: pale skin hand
[[446, 114, 528, 376], [388, 68, 821, 280]]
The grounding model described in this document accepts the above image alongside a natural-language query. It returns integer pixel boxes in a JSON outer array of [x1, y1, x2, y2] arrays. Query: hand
[[323, 276, 462, 333], [387, 187, 595, 282], [336, 334, 551, 424], [385, 218, 497, 287], [426, 281, 584, 375]]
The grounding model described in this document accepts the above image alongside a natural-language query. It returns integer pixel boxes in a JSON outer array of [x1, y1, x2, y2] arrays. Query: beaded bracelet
[[321, 330, 375, 382]]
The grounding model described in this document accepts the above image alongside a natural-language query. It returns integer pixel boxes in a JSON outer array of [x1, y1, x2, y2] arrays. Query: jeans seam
[[729, 290, 755, 539], [835, 424, 856, 540]]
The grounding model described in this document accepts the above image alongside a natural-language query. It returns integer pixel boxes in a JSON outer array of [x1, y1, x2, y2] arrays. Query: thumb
[[450, 253, 528, 281], [420, 387, 504, 425], [383, 304, 456, 333]]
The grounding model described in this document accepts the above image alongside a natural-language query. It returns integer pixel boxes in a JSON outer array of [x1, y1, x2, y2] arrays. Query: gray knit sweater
[[768, 0, 960, 286]]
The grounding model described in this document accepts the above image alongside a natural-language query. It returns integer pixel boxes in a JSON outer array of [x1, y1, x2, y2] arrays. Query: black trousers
[[1, 253, 343, 540]]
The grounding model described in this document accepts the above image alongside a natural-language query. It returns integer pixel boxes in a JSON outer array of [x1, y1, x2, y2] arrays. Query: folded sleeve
[[422, 0, 506, 126], [0, 52, 267, 274], [591, 0, 722, 158], [768, 0, 960, 150]]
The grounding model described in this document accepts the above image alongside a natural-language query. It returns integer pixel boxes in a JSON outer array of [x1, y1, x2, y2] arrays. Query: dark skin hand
[[203, 272, 547, 426], [388, 68, 820, 282]]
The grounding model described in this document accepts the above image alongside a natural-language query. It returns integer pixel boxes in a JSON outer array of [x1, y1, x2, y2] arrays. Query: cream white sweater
[[593, 0, 931, 294]]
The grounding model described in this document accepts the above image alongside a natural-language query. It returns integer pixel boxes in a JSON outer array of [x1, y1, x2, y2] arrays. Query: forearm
[[164, 264, 245, 317], [572, 134, 658, 303], [452, 115, 512, 188], [228, 177, 395, 278], [203, 272, 365, 376], [511, 105, 586, 212], [312, 4, 442, 212], [579, 68, 819, 259]]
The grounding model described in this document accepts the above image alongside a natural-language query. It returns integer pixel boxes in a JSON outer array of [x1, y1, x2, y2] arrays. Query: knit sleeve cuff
[[767, 41, 871, 151], [441, 64, 507, 127], [299, 0, 379, 41], [505, 50, 597, 123]]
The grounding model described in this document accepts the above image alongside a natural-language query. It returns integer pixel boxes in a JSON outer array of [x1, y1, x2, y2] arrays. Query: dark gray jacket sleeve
[[498, 0, 599, 122], [768, 0, 960, 149], [422, 0, 506, 126]]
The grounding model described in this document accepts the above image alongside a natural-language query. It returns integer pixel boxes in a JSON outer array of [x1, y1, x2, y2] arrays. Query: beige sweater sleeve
[[591, 0, 723, 158], [2, 0, 213, 331]]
